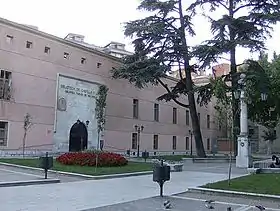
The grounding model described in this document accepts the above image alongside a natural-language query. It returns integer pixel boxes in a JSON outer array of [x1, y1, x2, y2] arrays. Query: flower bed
[[56, 151, 128, 167]]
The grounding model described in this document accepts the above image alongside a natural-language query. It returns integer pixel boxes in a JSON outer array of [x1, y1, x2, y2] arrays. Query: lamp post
[[85, 120, 89, 150], [234, 72, 268, 168], [188, 129, 193, 156], [135, 125, 144, 158]]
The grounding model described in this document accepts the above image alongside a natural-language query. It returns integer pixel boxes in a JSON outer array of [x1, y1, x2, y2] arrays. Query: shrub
[[56, 151, 128, 167]]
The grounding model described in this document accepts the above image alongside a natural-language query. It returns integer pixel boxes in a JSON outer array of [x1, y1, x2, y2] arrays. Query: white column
[[240, 90, 248, 135], [236, 90, 252, 168]]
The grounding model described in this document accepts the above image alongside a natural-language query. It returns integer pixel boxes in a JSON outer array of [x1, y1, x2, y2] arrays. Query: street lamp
[[235, 72, 267, 168], [134, 125, 144, 157], [188, 129, 193, 156]]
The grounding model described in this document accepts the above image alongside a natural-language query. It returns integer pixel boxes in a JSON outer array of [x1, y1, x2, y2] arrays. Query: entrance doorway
[[69, 120, 88, 152]]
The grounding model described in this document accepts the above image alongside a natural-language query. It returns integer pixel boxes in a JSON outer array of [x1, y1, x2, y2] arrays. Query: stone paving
[[0, 165, 43, 182], [0, 164, 87, 183], [0, 163, 246, 211], [175, 192, 280, 210], [183, 162, 246, 175], [88, 194, 280, 211]]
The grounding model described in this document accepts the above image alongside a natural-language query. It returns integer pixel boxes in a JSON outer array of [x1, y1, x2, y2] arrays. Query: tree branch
[[217, 1, 229, 10], [233, 3, 257, 14], [157, 77, 189, 108]]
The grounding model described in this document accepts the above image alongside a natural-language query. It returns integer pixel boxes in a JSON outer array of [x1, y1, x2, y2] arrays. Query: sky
[[0, 0, 280, 66]]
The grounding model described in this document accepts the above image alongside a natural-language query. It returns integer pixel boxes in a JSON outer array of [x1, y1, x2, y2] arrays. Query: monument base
[[236, 154, 250, 168], [236, 135, 252, 168]]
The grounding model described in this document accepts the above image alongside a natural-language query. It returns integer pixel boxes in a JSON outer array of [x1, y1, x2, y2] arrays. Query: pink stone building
[[0, 17, 224, 156]]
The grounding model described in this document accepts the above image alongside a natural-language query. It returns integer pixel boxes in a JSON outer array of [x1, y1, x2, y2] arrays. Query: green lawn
[[203, 174, 280, 195], [0, 158, 153, 176]]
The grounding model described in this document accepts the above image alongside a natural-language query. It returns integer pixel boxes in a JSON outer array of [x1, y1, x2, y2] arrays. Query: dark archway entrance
[[69, 120, 88, 152]]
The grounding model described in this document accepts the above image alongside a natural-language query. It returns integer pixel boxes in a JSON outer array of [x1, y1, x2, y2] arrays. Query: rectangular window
[[44, 46, 50, 54], [207, 115, 210, 129], [185, 137, 189, 150], [0, 121, 8, 146], [0, 70, 12, 100], [64, 52, 69, 59], [172, 136, 177, 150], [154, 103, 159, 122], [81, 57, 86, 64], [133, 99, 139, 119], [26, 41, 33, 49], [173, 108, 177, 124], [207, 138, 211, 151], [132, 133, 137, 149], [6, 35, 13, 44], [186, 110, 190, 125], [153, 135, 158, 150]]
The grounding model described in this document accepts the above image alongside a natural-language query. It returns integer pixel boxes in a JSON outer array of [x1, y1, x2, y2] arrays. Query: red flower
[[56, 151, 128, 167]]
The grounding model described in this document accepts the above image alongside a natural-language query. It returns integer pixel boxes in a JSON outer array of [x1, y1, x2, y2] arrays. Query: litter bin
[[153, 160, 170, 196]]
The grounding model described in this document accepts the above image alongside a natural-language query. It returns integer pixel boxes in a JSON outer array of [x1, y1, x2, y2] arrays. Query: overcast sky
[[0, 0, 280, 65]]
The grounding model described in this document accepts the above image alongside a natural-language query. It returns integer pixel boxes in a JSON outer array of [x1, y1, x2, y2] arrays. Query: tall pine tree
[[188, 0, 280, 154], [111, 0, 207, 157]]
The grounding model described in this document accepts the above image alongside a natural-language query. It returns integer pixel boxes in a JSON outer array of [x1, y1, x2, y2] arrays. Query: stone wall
[[53, 74, 99, 152]]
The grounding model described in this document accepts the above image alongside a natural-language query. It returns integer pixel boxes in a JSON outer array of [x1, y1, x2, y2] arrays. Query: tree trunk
[[189, 93, 206, 157], [22, 131, 27, 157], [229, 0, 239, 156], [178, 0, 206, 157]]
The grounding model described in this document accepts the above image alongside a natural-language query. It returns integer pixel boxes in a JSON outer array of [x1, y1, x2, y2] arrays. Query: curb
[[188, 187, 280, 200], [0, 162, 153, 179], [0, 178, 60, 187]]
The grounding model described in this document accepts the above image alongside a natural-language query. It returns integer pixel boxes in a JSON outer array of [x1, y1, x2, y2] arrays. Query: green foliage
[[187, 0, 280, 103], [188, 0, 280, 136], [196, 77, 231, 106], [111, 0, 196, 107], [111, 0, 207, 157], [95, 85, 109, 133], [262, 129, 277, 142], [189, 0, 280, 68], [246, 53, 280, 128]]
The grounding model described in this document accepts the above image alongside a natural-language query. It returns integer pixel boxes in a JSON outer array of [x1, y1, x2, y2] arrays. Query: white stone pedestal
[[236, 135, 252, 168]]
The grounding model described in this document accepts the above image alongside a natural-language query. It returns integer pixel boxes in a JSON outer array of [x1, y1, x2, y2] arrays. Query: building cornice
[[0, 17, 122, 62]]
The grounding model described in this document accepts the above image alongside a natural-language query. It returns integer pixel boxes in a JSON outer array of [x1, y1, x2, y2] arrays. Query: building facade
[[0, 17, 223, 156]]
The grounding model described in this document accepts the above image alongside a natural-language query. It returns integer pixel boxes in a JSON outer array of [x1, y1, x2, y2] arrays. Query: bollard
[[39, 152, 53, 179], [142, 150, 149, 162], [44, 152, 48, 179]]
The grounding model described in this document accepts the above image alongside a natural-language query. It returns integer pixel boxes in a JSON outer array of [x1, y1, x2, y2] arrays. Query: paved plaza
[[0, 162, 248, 211], [0, 165, 43, 182], [0, 164, 87, 183], [89, 193, 280, 211]]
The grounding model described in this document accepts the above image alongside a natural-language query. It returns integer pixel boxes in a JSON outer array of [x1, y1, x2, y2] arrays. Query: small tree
[[94, 85, 108, 170], [95, 84, 109, 149], [23, 113, 32, 157], [214, 101, 233, 140], [262, 129, 277, 155]]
